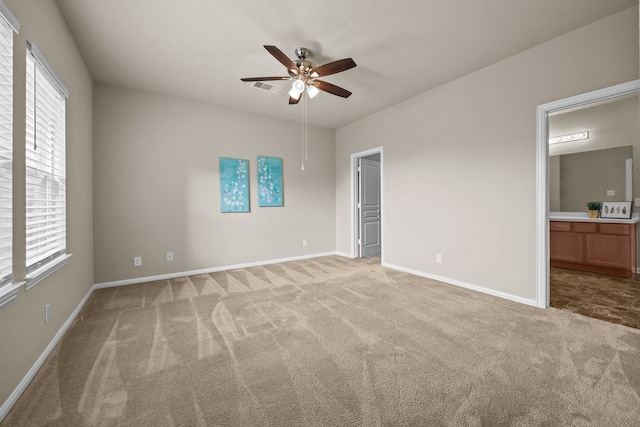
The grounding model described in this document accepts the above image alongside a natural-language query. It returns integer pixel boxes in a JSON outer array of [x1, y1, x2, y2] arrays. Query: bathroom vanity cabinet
[[550, 219, 637, 277]]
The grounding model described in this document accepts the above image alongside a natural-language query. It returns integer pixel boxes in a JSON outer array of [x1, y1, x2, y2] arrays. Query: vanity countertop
[[549, 212, 640, 224]]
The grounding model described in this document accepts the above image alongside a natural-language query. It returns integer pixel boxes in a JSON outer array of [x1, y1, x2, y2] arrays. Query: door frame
[[351, 146, 384, 260], [535, 79, 640, 308]]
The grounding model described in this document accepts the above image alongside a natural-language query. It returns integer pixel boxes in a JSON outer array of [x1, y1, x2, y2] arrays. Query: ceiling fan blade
[[240, 76, 290, 82], [312, 80, 352, 98], [312, 58, 356, 77], [289, 96, 301, 105], [264, 45, 298, 73]]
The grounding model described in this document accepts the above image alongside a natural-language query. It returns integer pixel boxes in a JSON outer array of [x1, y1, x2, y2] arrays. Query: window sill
[[25, 253, 73, 291], [0, 281, 26, 309]]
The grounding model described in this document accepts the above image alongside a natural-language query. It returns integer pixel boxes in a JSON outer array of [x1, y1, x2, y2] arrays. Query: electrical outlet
[[45, 304, 50, 324], [134, 256, 142, 266], [167, 251, 174, 261], [302, 240, 308, 247], [436, 253, 442, 263], [606, 190, 615, 196]]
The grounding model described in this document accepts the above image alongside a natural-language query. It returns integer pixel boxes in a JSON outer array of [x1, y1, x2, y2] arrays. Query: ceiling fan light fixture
[[307, 84, 319, 99], [288, 87, 303, 100], [289, 79, 305, 98], [288, 87, 301, 99]]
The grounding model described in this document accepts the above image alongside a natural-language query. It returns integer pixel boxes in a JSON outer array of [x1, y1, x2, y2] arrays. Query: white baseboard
[[0, 286, 94, 422], [382, 262, 538, 308], [93, 251, 339, 289], [335, 251, 353, 258]]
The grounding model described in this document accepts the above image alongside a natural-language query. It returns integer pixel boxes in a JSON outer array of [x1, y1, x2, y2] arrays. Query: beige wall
[[93, 84, 336, 284], [0, 0, 93, 409], [335, 6, 639, 301]]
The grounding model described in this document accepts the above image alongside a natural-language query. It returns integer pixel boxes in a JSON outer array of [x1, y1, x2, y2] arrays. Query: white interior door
[[358, 157, 381, 257]]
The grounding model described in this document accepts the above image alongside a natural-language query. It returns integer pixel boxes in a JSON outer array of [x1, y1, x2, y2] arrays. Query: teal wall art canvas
[[258, 156, 283, 207], [220, 157, 249, 212]]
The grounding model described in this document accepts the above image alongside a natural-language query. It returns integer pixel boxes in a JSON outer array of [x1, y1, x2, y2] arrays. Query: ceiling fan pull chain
[[305, 90, 308, 162], [301, 91, 305, 171]]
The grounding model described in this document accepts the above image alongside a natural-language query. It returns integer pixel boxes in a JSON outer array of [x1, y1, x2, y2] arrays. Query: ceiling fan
[[241, 45, 356, 104]]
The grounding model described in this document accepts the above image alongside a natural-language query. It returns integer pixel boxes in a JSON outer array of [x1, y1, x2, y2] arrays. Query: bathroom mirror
[[549, 93, 639, 212], [549, 146, 632, 212]]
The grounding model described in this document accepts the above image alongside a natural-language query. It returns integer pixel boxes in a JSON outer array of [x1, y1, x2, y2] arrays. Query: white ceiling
[[55, 0, 637, 129]]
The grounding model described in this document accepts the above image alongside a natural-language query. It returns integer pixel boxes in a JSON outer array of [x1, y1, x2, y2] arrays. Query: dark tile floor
[[550, 267, 640, 329]]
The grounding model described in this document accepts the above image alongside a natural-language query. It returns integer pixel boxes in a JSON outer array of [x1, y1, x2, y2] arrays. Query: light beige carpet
[[2, 256, 639, 426]]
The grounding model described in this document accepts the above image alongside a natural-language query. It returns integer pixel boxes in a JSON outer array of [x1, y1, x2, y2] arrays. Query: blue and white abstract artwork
[[258, 156, 283, 207], [220, 157, 249, 212]]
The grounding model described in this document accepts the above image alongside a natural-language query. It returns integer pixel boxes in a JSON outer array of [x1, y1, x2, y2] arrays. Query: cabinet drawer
[[573, 222, 596, 233], [599, 223, 632, 236], [550, 222, 570, 232]]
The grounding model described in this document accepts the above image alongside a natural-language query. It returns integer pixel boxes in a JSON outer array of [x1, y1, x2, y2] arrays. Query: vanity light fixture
[[549, 131, 589, 145]]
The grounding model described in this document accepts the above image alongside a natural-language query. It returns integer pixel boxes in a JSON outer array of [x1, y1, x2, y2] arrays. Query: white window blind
[[25, 44, 67, 276], [0, 12, 14, 287]]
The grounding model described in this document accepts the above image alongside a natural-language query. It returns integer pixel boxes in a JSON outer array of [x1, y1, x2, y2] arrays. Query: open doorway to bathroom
[[536, 80, 640, 329], [548, 93, 640, 328]]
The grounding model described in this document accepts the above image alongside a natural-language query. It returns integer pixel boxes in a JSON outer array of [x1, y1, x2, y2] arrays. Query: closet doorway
[[351, 147, 383, 260]]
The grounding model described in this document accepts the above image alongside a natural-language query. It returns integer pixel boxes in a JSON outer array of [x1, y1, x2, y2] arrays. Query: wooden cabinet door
[[550, 231, 584, 263], [585, 234, 630, 269]]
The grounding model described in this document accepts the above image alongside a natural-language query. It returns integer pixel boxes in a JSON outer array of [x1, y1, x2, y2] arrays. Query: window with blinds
[[25, 45, 67, 276], [0, 9, 15, 288]]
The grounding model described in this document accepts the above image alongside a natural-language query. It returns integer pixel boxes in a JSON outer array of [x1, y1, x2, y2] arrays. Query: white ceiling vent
[[251, 81, 283, 94]]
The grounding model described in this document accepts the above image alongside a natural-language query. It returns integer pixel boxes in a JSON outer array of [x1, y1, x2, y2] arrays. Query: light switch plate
[[635, 198, 640, 207]]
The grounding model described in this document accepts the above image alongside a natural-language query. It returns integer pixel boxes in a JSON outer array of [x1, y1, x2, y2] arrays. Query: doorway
[[535, 80, 640, 309], [547, 93, 640, 328], [351, 147, 383, 260]]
